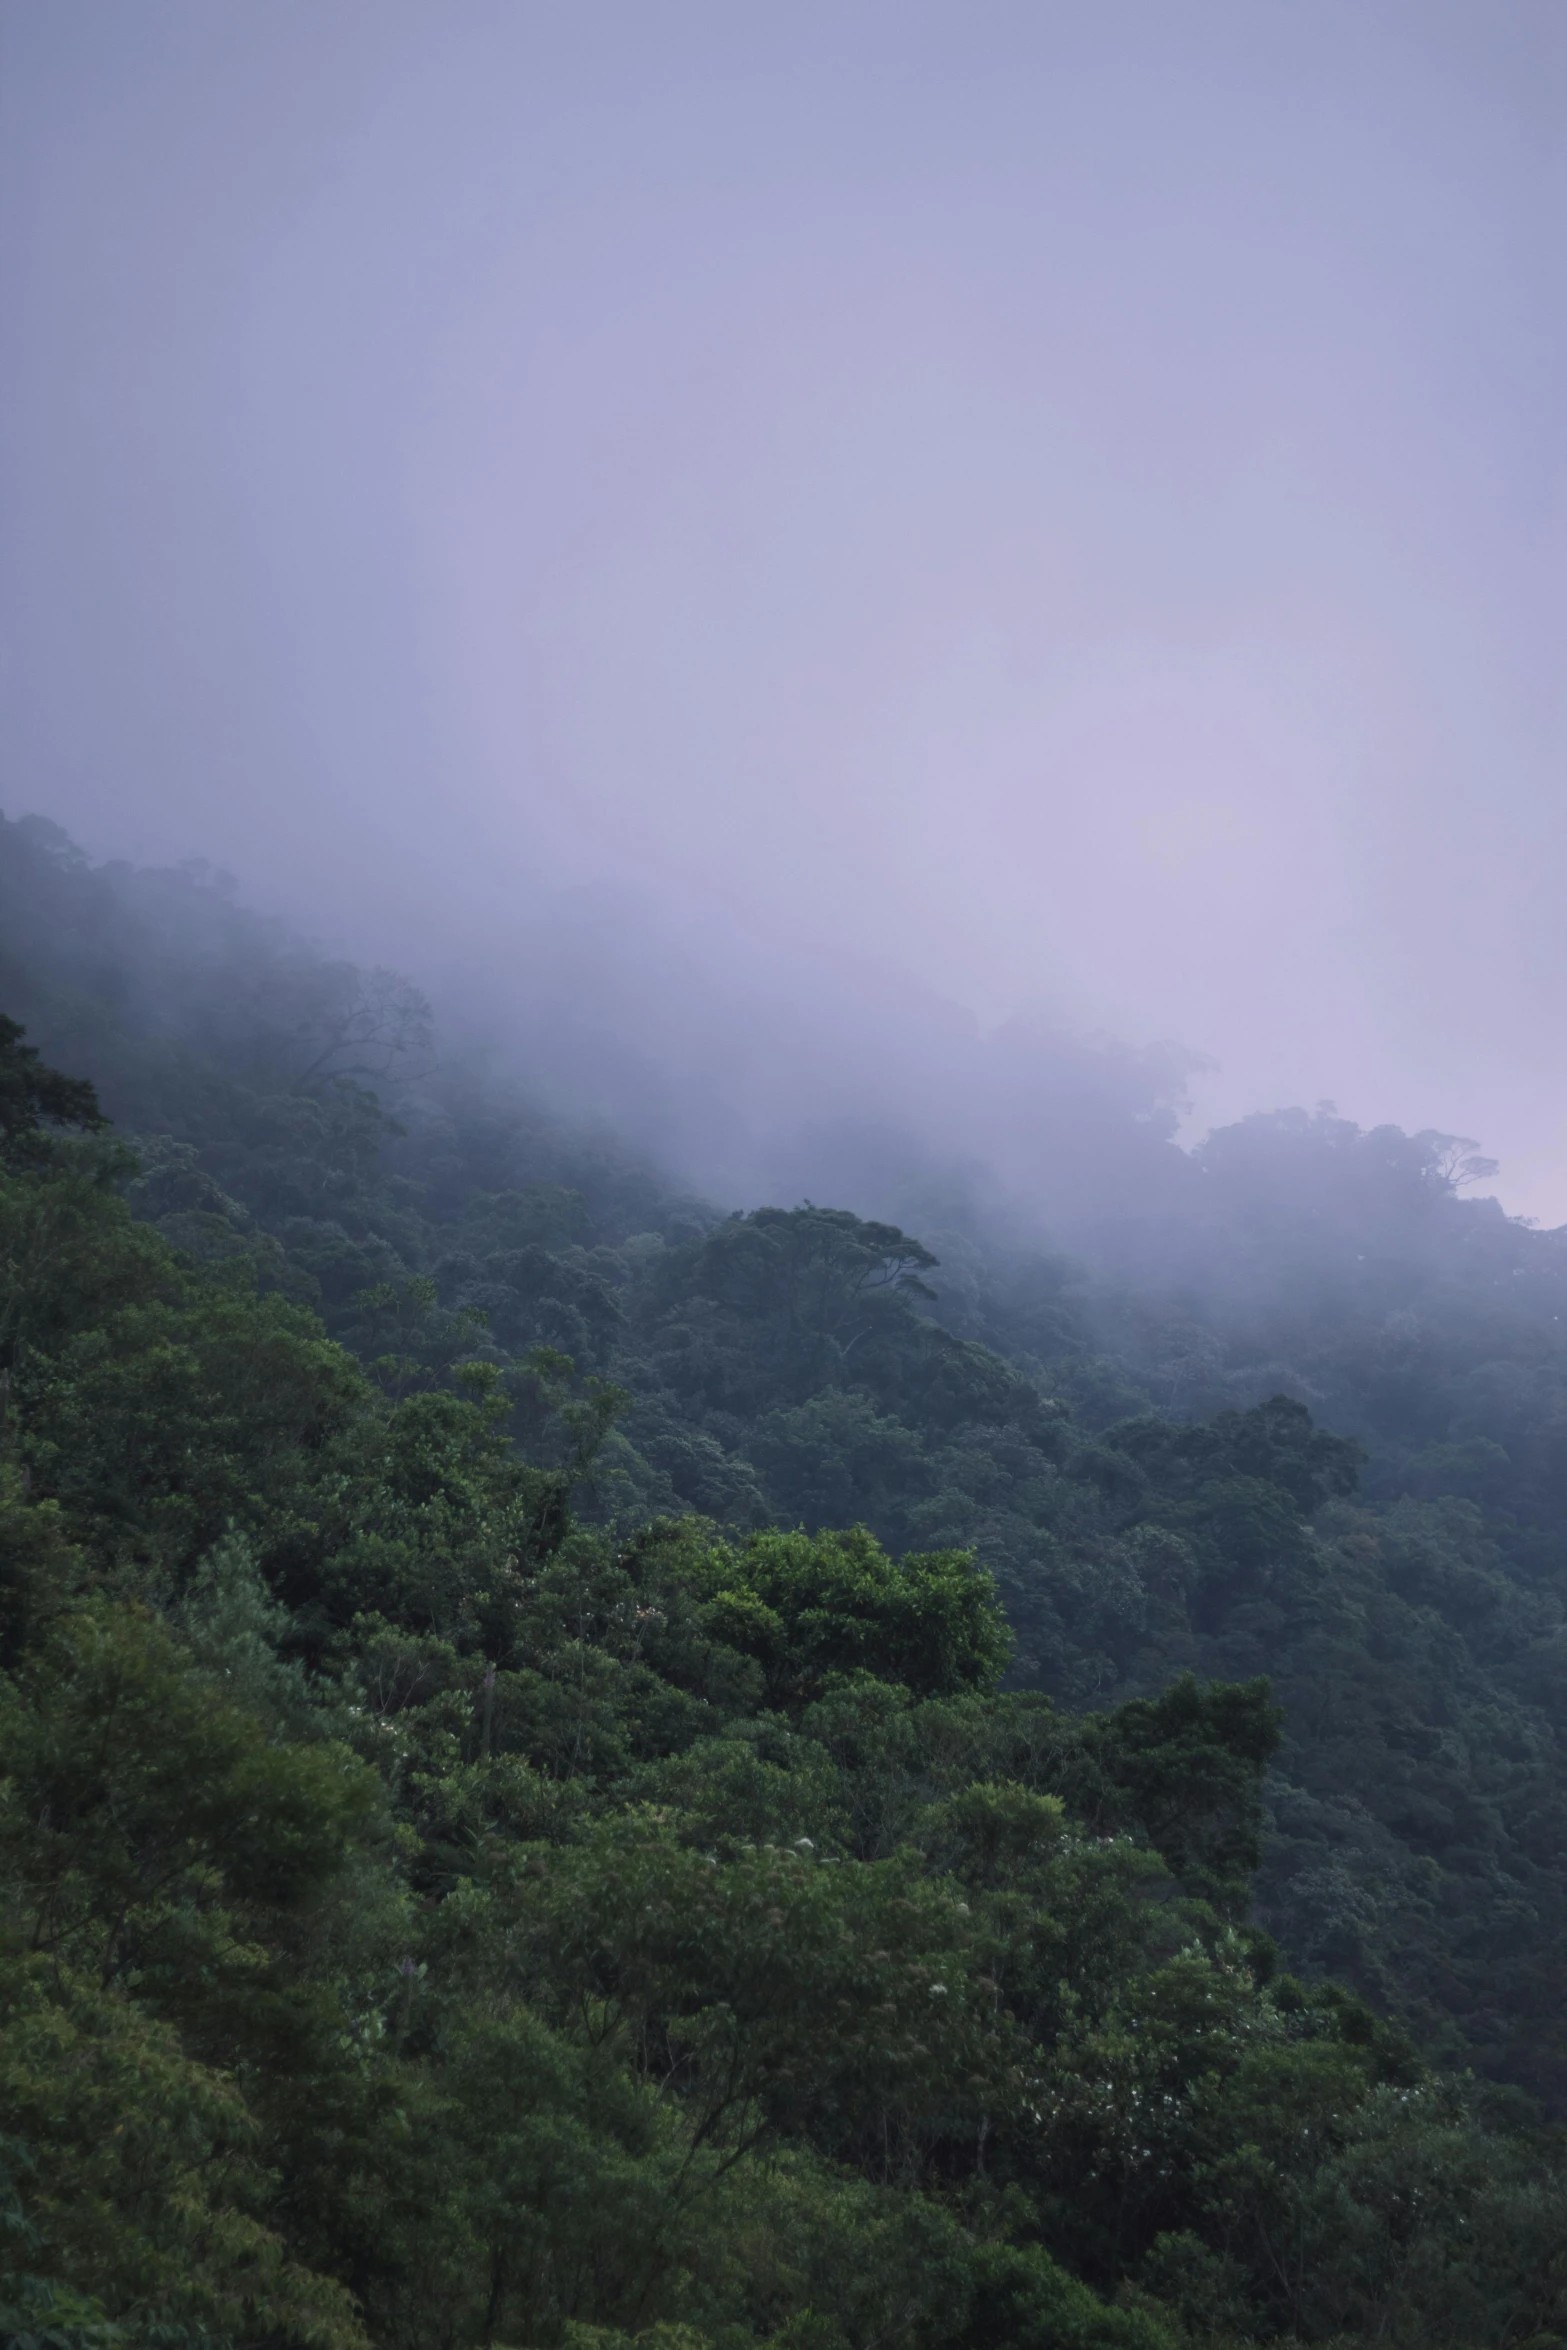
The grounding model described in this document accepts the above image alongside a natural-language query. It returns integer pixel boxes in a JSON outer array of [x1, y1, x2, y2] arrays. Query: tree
[[0, 1016, 105, 1169], [689, 1525, 1013, 1706]]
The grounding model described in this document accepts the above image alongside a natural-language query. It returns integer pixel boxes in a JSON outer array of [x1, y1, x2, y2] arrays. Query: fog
[[3, 1, 1564, 1221]]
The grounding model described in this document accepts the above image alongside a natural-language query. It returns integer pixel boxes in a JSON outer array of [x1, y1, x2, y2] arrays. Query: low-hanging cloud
[[2, 0, 1563, 1215]]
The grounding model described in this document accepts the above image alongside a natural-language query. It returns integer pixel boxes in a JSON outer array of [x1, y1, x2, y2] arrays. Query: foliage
[[4, 813, 1567, 2345], [0, 1015, 106, 1172]]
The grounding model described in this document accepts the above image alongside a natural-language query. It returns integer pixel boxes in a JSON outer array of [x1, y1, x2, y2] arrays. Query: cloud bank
[[2, 0, 1563, 1212]]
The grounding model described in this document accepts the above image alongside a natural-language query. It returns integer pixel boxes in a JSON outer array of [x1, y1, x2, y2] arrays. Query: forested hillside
[[3, 808, 1566, 2349]]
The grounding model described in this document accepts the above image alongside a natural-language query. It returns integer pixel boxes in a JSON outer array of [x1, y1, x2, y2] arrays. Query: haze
[[2, 2, 1564, 1218]]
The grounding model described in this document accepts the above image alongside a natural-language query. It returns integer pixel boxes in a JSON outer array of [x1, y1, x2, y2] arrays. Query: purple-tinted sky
[[2, 2, 1564, 1212]]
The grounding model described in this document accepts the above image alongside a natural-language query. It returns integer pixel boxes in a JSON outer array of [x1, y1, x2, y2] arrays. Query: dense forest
[[2, 807, 1566, 2349]]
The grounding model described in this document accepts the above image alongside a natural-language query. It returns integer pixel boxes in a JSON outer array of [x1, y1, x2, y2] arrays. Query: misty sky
[[2, 3, 1564, 1214]]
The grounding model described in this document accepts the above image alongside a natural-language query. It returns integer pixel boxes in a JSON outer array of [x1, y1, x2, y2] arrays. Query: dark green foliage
[[1055, 1675, 1283, 1909], [0, 1015, 106, 1170], [1105, 1394, 1365, 1515], [5, 813, 1567, 2345]]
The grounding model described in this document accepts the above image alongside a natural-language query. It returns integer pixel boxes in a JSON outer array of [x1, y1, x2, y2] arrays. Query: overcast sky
[[2, 2, 1564, 1213]]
